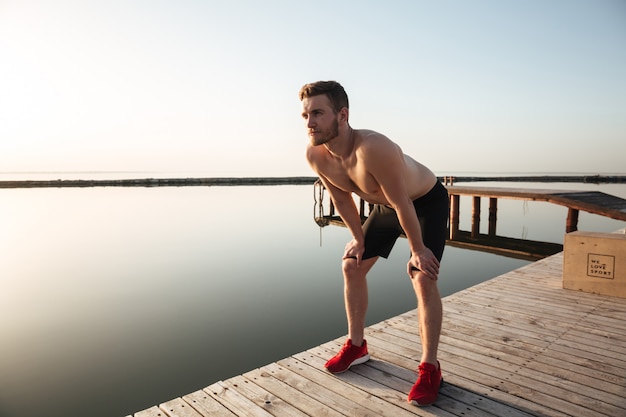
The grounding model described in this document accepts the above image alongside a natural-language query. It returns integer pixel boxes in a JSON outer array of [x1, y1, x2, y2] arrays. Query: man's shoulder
[[354, 129, 397, 155], [306, 144, 333, 172], [355, 129, 394, 146], [306, 144, 323, 162], [355, 128, 385, 140]]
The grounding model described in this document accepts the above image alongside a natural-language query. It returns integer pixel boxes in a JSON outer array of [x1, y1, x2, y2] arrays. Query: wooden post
[[566, 208, 579, 233], [472, 196, 481, 238], [488, 197, 497, 237], [450, 194, 460, 239]]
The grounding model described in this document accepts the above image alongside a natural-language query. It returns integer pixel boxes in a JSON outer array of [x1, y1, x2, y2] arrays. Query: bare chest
[[322, 161, 387, 204]]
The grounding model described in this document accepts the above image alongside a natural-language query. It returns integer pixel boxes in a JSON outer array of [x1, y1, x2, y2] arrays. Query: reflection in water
[[0, 183, 624, 417]]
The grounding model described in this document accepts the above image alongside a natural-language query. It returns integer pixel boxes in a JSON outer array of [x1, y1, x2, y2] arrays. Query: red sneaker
[[324, 339, 370, 374], [408, 361, 443, 406]]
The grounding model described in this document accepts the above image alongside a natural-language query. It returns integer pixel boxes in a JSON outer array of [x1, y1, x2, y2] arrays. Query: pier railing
[[314, 179, 626, 261]]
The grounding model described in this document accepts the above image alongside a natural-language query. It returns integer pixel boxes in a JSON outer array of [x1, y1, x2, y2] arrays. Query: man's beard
[[310, 118, 339, 146]]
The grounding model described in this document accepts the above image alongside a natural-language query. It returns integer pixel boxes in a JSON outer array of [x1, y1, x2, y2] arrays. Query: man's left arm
[[364, 141, 440, 279]]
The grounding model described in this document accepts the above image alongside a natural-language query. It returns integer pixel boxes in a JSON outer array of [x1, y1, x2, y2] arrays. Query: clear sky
[[1, 0, 625, 176]]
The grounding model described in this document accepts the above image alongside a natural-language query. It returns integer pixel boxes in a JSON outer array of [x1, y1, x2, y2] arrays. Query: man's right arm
[[307, 147, 366, 262], [317, 175, 364, 244]]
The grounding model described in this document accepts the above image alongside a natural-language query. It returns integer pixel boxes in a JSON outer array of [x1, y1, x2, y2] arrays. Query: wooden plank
[[134, 406, 168, 417], [182, 390, 237, 416], [244, 365, 348, 417], [222, 374, 308, 417], [204, 381, 275, 417], [269, 357, 398, 417], [159, 398, 205, 417]]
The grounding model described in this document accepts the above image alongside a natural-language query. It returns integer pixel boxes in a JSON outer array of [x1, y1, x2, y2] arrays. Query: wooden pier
[[315, 182, 626, 260], [445, 186, 626, 260], [446, 185, 626, 235], [130, 251, 626, 417]]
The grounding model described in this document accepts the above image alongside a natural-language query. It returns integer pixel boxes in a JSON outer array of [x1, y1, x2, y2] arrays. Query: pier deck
[[131, 252, 626, 417]]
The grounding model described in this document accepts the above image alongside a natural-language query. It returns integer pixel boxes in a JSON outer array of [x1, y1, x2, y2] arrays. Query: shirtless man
[[299, 81, 449, 406]]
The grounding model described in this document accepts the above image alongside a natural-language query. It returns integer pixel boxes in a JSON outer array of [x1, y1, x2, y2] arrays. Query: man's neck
[[324, 126, 355, 159]]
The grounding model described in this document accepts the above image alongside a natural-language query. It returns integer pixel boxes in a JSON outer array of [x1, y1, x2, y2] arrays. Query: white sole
[[327, 353, 371, 374]]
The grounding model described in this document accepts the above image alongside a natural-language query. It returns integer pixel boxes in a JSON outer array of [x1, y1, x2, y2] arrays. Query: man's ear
[[339, 107, 349, 122]]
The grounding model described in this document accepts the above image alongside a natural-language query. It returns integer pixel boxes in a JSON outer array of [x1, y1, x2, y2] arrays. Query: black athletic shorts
[[362, 181, 449, 261]]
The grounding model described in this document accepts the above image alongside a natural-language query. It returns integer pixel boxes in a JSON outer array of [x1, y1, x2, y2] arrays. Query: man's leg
[[410, 269, 442, 365], [324, 256, 378, 374], [408, 269, 443, 406], [342, 256, 378, 347]]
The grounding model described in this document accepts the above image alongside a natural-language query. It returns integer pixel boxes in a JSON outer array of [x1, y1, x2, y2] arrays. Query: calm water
[[0, 180, 624, 417]]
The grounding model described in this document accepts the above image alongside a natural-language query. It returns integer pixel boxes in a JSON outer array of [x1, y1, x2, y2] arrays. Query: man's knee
[[342, 257, 360, 277], [410, 270, 438, 291], [342, 256, 375, 279]]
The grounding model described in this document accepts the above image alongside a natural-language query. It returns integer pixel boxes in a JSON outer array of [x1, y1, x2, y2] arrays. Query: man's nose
[[306, 117, 315, 128]]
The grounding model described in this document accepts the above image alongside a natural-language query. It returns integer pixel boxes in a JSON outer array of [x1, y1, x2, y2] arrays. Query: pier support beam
[[472, 196, 481, 238], [566, 208, 579, 233], [488, 198, 497, 237], [450, 194, 460, 239]]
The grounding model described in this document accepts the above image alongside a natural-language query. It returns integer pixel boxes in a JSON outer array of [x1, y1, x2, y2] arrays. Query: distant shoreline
[[0, 175, 625, 189], [0, 176, 317, 189], [443, 174, 626, 184]]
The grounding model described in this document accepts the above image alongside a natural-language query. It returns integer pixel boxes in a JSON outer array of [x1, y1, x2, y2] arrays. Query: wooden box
[[563, 231, 626, 298]]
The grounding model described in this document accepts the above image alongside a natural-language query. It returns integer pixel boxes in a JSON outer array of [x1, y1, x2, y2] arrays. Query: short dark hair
[[298, 80, 349, 114]]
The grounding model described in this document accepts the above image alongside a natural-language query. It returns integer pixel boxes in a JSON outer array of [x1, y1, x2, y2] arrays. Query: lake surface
[[0, 179, 624, 417]]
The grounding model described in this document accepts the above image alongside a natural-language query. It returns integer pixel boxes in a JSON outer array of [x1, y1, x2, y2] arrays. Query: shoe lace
[[338, 342, 352, 356], [415, 366, 432, 386]]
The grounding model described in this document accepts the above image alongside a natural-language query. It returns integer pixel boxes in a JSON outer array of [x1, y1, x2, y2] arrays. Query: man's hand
[[408, 247, 440, 280], [343, 239, 365, 267]]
